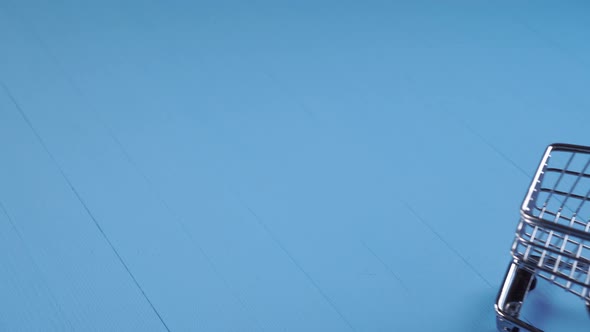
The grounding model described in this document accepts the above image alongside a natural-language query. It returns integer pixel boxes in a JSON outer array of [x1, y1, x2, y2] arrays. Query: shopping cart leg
[[495, 261, 542, 332]]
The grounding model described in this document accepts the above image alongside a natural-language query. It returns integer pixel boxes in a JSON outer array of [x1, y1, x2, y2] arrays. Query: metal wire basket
[[496, 143, 590, 332]]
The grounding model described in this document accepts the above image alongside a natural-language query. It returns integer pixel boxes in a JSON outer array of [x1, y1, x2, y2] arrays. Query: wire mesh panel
[[512, 144, 590, 300]]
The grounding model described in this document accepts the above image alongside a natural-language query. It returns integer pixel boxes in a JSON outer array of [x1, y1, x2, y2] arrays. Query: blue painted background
[[1, 1, 589, 331]]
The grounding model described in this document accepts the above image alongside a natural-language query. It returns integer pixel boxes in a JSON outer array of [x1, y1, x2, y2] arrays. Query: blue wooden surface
[[1, 1, 590, 331]]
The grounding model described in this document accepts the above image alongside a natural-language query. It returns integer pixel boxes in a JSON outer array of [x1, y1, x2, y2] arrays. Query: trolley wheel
[[529, 277, 537, 292]]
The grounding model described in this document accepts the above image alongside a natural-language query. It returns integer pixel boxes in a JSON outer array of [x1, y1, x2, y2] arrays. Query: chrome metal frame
[[496, 143, 590, 332]]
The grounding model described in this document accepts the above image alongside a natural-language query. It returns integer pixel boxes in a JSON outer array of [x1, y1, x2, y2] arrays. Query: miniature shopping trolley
[[496, 143, 590, 332]]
